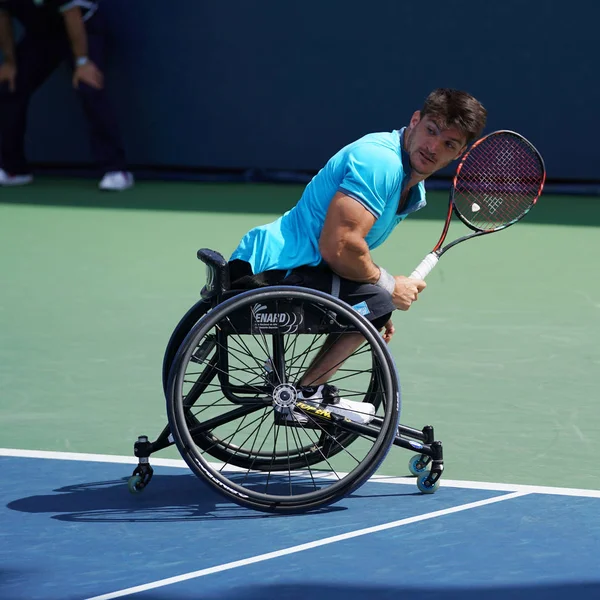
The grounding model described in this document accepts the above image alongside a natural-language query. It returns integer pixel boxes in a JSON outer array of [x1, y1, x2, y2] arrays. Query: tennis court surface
[[1, 180, 599, 599], [2, 449, 600, 600]]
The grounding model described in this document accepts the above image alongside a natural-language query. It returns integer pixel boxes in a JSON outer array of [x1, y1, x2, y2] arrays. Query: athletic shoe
[[0, 169, 33, 186], [296, 384, 376, 424], [99, 171, 134, 191]]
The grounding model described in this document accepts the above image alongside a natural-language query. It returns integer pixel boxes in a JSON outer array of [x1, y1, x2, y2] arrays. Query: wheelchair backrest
[[197, 248, 230, 301]]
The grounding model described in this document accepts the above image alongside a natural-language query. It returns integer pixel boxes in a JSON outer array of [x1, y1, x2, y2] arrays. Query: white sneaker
[[0, 169, 33, 186], [99, 171, 134, 191], [296, 384, 376, 425]]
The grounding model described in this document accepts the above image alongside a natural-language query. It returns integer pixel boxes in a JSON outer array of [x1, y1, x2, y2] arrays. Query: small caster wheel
[[128, 475, 143, 494], [416, 472, 440, 494], [408, 454, 429, 476]]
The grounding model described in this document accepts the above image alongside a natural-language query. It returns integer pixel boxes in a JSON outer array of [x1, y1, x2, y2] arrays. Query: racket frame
[[431, 129, 546, 260]]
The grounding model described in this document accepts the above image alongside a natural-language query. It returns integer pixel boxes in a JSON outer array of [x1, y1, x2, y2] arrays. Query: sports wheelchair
[[129, 249, 444, 513]]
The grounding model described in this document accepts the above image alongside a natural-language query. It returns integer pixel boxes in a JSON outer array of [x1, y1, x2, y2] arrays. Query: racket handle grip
[[410, 253, 439, 280]]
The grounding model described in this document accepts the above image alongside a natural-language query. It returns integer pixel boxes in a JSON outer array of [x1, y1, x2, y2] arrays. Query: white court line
[[0, 447, 187, 469], [2, 447, 600, 498], [84, 490, 528, 600]]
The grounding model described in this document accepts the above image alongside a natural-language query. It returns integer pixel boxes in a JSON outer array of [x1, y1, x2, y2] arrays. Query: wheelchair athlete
[[229, 89, 486, 424]]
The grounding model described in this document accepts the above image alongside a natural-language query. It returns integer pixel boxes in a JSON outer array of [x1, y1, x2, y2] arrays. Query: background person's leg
[[75, 12, 129, 185], [0, 35, 64, 177]]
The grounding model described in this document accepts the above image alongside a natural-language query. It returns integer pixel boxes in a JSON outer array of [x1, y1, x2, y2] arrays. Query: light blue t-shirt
[[230, 128, 426, 273]]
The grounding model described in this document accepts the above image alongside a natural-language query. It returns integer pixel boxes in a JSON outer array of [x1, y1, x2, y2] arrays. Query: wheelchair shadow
[[6, 471, 422, 523], [6, 473, 358, 522], [350, 489, 423, 499], [139, 581, 600, 600]]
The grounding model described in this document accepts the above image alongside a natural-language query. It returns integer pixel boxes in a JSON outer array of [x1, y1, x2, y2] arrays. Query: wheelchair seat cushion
[[229, 259, 286, 289]]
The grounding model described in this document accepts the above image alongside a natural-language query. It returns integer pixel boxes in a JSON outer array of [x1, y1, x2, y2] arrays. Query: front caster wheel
[[128, 475, 143, 494], [128, 462, 154, 493], [408, 454, 430, 476], [416, 472, 440, 494]]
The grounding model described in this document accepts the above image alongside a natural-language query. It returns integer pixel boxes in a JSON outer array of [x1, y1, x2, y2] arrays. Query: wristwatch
[[75, 56, 89, 67]]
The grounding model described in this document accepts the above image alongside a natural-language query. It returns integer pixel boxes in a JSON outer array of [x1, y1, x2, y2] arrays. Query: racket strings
[[453, 134, 544, 231]]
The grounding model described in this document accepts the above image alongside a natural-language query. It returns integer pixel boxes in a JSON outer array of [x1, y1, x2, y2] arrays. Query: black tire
[[166, 286, 401, 513], [162, 299, 211, 393]]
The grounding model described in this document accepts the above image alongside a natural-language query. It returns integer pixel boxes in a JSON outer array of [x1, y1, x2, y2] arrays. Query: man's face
[[404, 112, 467, 177]]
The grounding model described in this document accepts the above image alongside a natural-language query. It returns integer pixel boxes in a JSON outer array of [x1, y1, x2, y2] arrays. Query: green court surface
[[1, 178, 599, 490]]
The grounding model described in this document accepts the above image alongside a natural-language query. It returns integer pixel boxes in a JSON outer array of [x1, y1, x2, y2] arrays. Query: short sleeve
[[57, 0, 87, 13], [338, 143, 402, 219]]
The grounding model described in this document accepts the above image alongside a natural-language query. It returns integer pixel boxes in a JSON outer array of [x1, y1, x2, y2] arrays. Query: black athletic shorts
[[229, 260, 394, 330]]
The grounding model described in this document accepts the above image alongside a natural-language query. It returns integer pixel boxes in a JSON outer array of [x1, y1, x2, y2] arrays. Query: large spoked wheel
[[166, 286, 401, 513]]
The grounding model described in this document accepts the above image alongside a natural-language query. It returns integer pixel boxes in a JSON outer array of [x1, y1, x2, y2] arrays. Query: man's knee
[[343, 283, 394, 330], [371, 312, 393, 330]]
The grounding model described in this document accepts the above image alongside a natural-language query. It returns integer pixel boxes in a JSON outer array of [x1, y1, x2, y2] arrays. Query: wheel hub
[[272, 384, 298, 413]]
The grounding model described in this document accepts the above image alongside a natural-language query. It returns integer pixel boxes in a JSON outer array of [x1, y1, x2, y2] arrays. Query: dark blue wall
[[22, 0, 599, 180]]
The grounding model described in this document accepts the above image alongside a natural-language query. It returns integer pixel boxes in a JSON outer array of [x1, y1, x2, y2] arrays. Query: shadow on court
[[5, 473, 353, 522], [1, 176, 599, 227], [139, 582, 600, 600]]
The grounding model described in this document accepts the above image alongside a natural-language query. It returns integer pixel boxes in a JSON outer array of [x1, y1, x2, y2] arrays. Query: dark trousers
[[229, 260, 395, 330], [0, 11, 126, 175]]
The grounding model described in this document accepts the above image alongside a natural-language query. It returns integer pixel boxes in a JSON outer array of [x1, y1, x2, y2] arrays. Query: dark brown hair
[[420, 88, 487, 144]]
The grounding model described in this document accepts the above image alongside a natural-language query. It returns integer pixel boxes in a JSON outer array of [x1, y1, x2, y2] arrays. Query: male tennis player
[[0, 0, 133, 190], [230, 88, 487, 423]]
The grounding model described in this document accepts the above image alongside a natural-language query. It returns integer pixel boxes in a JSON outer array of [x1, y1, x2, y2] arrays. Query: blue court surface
[[1, 449, 600, 600]]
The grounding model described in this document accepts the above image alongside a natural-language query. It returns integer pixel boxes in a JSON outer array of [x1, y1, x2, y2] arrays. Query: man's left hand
[[72, 61, 104, 89], [382, 319, 395, 343]]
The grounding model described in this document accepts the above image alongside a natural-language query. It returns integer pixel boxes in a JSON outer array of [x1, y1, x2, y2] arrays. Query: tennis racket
[[410, 130, 546, 280]]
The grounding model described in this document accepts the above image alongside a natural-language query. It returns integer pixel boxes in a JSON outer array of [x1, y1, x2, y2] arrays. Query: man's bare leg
[[299, 332, 365, 387]]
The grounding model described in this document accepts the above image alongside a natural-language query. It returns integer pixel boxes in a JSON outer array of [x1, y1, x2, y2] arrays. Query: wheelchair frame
[[129, 249, 445, 511]]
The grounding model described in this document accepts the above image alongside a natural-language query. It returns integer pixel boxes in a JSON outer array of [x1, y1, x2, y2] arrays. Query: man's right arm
[[0, 9, 15, 63], [318, 192, 426, 311], [319, 191, 380, 284], [0, 9, 17, 92]]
